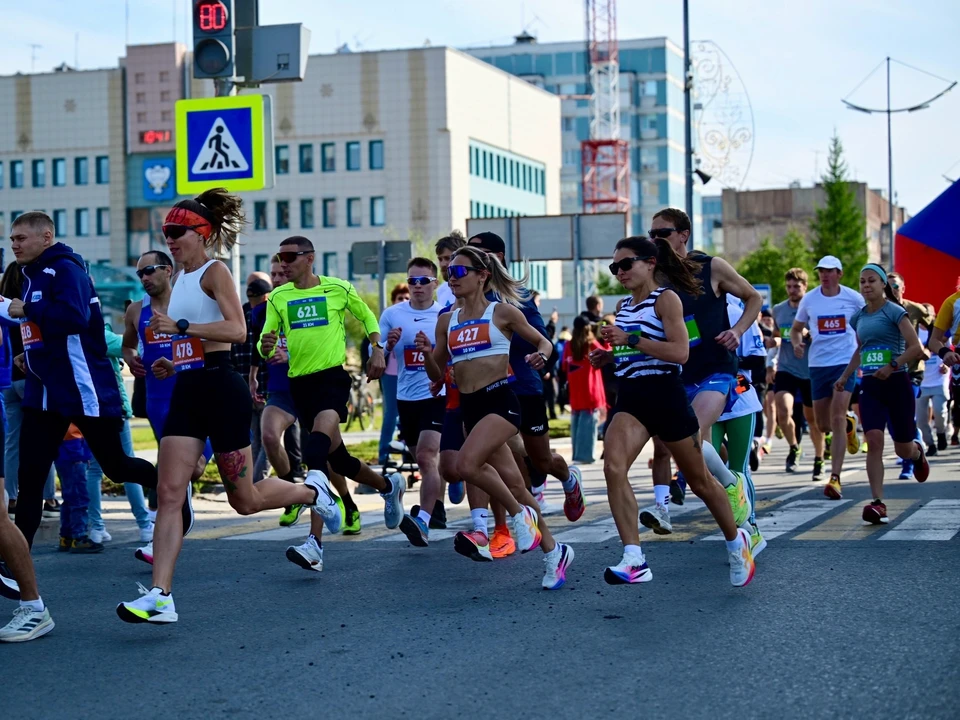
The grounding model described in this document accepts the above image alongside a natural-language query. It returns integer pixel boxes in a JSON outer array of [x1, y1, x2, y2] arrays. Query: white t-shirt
[[795, 285, 865, 368], [919, 327, 950, 392], [379, 300, 444, 401], [719, 385, 762, 422], [436, 282, 455, 308], [727, 295, 765, 358]]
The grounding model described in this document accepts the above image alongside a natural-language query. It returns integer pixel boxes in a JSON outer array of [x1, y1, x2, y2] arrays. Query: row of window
[[133, 70, 171, 84], [3, 208, 110, 237], [0, 157, 109, 189], [252, 197, 386, 231], [470, 201, 526, 219], [469, 146, 546, 196], [276, 140, 384, 175]]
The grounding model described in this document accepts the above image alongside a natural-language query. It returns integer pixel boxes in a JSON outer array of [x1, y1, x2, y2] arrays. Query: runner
[[0, 489, 55, 642], [916, 318, 949, 455], [790, 256, 865, 500], [117, 190, 327, 625], [434, 230, 464, 309], [466, 232, 585, 523], [834, 264, 928, 523], [416, 245, 573, 589], [257, 235, 405, 550], [377, 258, 446, 546], [593, 235, 755, 587], [772, 268, 826, 478]]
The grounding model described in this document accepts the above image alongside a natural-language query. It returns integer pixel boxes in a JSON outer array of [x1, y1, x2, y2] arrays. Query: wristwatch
[[537, 351, 548, 362], [627, 333, 641, 347], [888, 359, 899, 370], [372, 341, 384, 350], [176, 318, 190, 334]]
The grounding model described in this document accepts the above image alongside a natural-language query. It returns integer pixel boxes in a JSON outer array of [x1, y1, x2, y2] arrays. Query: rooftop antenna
[[74, 33, 79, 67], [29, 44, 42, 72]]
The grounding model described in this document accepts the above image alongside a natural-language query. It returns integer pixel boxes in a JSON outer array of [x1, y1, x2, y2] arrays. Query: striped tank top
[[613, 288, 680, 378]]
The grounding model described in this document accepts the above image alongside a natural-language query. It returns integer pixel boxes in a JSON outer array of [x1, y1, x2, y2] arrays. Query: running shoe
[[381, 472, 405, 529], [41, 499, 60, 519], [510, 505, 542, 553], [639, 503, 673, 535], [448, 481, 465, 505], [285, 536, 323, 572], [927, 443, 938, 458], [116, 583, 178, 624], [938, 432, 948, 451], [430, 500, 447, 530], [953, 434, 960, 447], [812, 457, 824, 481], [746, 522, 767, 557], [0, 606, 54, 643], [58, 536, 72, 552], [824, 434, 832, 461], [0, 560, 20, 601], [182, 483, 195, 537], [725, 472, 751, 528], [670, 473, 687, 505], [729, 528, 755, 587], [454, 530, 492, 562], [899, 460, 914, 481], [749, 439, 760, 472], [489, 525, 516, 558], [761, 441, 772, 456], [846, 414, 861, 454], [279, 504, 305, 528], [914, 442, 930, 482], [785, 446, 800, 473], [139, 523, 154, 543], [603, 550, 653, 585], [862, 500, 888, 525], [89, 528, 111, 544], [135, 542, 154, 566], [563, 465, 586, 522], [775, 426, 784, 440], [542, 543, 574, 590], [824, 475, 843, 500], [70, 536, 104, 554], [305, 470, 343, 534], [342, 506, 362, 536], [399, 514, 429, 547], [535, 490, 560, 516]]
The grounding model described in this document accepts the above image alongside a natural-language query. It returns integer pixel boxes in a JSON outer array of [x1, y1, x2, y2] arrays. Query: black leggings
[[15, 409, 157, 547]]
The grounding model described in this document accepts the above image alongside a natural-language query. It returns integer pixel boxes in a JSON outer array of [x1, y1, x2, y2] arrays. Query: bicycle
[[344, 371, 376, 431]]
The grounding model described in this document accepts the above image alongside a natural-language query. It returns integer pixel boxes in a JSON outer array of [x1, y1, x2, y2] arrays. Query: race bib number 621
[[287, 297, 329, 330]]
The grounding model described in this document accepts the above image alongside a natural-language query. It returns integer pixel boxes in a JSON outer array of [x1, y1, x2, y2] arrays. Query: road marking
[[879, 499, 960, 541], [552, 500, 706, 544], [704, 499, 850, 541], [794, 499, 915, 540]]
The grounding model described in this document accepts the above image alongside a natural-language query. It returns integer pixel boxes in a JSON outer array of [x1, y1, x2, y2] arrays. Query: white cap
[[815, 255, 842, 271]]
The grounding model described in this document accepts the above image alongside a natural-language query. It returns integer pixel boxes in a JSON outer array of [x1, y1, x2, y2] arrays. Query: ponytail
[[613, 235, 703, 297], [452, 245, 527, 307], [167, 187, 246, 256]]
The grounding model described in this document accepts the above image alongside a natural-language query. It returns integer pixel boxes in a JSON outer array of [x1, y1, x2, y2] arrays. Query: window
[[254, 254, 270, 271], [75, 208, 90, 237], [562, 117, 575, 132], [137, 112, 147, 123], [299, 144, 314, 173], [640, 146, 659, 172], [540, 169, 546, 195], [32, 159, 45, 188], [0, 161, 4, 188], [369, 140, 383, 170], [346, 142, 360, 171], [11, 160, 23, 188], [53, 209, 67, 237], [482, 151, 487, 179], [275, 145, 289, 174], [136, 92, 146, 104], [134, 72, 145, 84], [323, 252, 339, 277], [347, 197, 361, 226], [370, 197, 385, 227], [96, 208, 110, 236], [11, 211, 23, 223], [276, 201, 290, 230], [254, 201, 267, 230], [159, 70, 170, 82], [469, 147, 474, 175], [641, 79, 658, 96], [160, 90, 171, 102], [321, 143, 335, 172], [75, 157, 88, 185], [161, 110, 172, 122], [300, 199, 314, 228], [96, 156, 109, 184], [322, 198, 336, 227], [52, 158, 66, 186]]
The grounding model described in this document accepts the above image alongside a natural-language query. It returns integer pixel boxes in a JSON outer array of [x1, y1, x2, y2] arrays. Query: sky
[[2, 0, 958, 215]]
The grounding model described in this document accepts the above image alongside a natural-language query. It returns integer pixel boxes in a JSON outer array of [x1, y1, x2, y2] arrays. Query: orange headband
[[163, 207, 212, 239]]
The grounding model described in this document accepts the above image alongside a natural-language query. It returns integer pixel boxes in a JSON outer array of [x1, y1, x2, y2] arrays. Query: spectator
[[562, 316, 606, 463], [377, 282, 409, 465], [245, 277, 273, 481], [556, 326, 572, 413], [582, 295, 603, 324]]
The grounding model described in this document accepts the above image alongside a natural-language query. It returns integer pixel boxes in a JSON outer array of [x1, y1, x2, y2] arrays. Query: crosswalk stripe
[[552, 500, 707, 544], [703, 499, 850, 541], [879, 499, 960, 541], [794, 499, 915, 540]]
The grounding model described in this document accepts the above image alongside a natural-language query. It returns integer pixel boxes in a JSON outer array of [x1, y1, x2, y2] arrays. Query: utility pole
[[683, 0, 693, 251], [29, 44, 42, 72]]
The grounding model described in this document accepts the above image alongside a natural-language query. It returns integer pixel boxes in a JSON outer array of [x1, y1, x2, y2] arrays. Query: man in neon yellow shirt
[[259, 236, 405, 572]]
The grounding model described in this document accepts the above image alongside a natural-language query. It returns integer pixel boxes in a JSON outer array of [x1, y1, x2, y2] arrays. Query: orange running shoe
[[489, 525, 516, 559]]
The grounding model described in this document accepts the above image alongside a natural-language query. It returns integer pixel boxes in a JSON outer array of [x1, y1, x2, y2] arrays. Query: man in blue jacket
[[7, 212, 157, 546]]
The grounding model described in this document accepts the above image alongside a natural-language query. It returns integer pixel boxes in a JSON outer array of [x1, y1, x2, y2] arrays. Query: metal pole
[[886, 56, 895, 269], [683, 0, 694, 251], [573, 215, 582, 318], [377, 238, 386, 315]]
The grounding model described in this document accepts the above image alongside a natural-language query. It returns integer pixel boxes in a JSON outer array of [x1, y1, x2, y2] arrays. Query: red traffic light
[[196, 1, 228, 33]]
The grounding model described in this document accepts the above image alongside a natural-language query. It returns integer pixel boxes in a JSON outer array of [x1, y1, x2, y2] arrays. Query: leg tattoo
[[216, 451, 248, 494]]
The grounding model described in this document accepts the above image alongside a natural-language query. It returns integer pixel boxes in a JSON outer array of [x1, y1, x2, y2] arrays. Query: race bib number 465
[[817, 315, 846, 336], [287, 297, 329, 330]]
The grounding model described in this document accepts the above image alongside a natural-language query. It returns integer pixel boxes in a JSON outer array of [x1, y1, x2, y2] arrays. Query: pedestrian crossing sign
[[175, 94, 266, 193]]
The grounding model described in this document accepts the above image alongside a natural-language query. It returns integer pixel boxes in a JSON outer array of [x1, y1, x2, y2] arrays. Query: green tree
[[736, 228, 812, 304], [594, 271, 623, 297], [809, 134, 867, 288]]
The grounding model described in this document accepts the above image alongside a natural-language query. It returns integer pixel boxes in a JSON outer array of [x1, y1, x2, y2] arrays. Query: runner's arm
[[257, 295, 282, 358], [835, 341, 861, 388], [498, 304, 554, 364], [713, 257, 763, 346], [896, 314, 924, 370], [151, 262, 246, 343], [121, 301, 146, 377], [420, 312, 450, 382], [647, 291, 690, 364]]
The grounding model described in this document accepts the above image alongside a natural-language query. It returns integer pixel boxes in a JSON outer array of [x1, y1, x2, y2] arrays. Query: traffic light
[[193, 0, 235, 79]]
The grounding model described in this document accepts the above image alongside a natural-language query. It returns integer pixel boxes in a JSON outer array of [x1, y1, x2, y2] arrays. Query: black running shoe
[[669, 474, 686, 506], [812, 457, 824, 481], [937, 432, 948, 451], [785, 446, 799, 473], [430, 499, 447, 530]]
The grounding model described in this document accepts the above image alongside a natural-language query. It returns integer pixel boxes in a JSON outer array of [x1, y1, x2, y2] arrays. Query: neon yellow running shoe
[[846, 414, 861, 455], [279, 504, 305, 527], [342, 507, 362, 536], [725, 472, 751, 528]]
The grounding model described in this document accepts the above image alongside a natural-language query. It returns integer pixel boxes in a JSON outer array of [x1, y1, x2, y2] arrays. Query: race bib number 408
[[817, 315, 846, 336], [287, 297, 329, 330]]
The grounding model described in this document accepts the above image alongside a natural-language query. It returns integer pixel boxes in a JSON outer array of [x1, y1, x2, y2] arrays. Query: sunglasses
[[448, 265, 484, 280], [648, 228, 677, 239], [136, 264, 171, 279], [407, 276, 437, 286], [162, 223, 205, 240], [609, 256, 653, 276], [890, 283, 901, 290], [276, 251, 311, 263]]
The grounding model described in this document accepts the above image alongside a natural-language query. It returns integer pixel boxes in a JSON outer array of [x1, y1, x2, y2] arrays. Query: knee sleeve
[[304, 432, 332, 471], [328, 442, 362, 479]]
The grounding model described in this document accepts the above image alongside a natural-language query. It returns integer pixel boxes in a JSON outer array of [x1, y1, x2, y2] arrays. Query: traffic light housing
[[193, 0, 235, 79]]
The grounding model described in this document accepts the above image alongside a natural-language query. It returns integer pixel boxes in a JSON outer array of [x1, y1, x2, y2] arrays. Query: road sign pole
[[377, 238, 387, 315], [573, 215, 582, 316]]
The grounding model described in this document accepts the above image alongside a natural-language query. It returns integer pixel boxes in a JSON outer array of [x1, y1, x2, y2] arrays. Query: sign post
[[752, 284, 772, 312], [350, 241, 412, 313]]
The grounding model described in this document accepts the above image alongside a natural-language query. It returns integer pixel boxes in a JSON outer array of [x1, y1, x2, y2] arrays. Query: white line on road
[[703, 499, 850, 541], [879, 499, 960, 541]]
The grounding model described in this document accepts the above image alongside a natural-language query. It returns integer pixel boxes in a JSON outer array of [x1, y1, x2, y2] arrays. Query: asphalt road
[[4, 437, 960, 720]]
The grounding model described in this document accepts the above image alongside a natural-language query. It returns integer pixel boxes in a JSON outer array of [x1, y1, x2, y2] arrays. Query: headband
[[163, 207, 212, 239], [861, 263, 888, 284]]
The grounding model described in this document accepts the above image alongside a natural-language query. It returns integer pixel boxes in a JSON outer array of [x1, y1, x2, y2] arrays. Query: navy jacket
[[20, 243, 122, 417], [485, 289, 549, 397]]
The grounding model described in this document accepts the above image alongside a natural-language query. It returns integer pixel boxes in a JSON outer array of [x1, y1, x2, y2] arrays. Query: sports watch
[[176, 318, 190, 334], [627, 333, 641, 347]]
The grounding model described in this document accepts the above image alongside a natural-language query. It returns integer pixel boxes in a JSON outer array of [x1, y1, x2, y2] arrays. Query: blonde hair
[[452, 245, 527, 307]]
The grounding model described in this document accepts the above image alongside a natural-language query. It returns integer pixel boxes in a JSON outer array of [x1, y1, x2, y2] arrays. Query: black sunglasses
[[648, 228, 677, 239], [276, 250, 311, 263], [136, 264, 171, 279], [609, 256, 653, 276], [162, 223, 205, 240], [448, 265, 483, 279], [407, 276, 437, 286]]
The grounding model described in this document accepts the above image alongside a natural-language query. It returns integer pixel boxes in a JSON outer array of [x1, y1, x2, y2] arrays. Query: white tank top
[[447, 302, 511, 364], [167, 259, 226, 327]]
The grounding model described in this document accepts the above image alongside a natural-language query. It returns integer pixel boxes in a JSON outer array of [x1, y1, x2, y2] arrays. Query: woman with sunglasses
[[415, 246, 574, 589], [592, 236, 755, 588], [117, 189, 326, 625]]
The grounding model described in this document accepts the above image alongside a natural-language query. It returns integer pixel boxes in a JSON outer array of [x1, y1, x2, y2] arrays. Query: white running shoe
[[285, 536, 323, 572], [542, 543, 574, 590], [305, 470, 342, 534], [534, 490, 561, 516], [381, 472, 405, 529], [729, 528, 756, 588], [135, 542, 154, 566], [639, 503, 673, 535], [139, 523, 155, 543], [604, 551, 653, 585], [510, 505, 542, 554], [0, 606, 55, 643], [116, 583, 178, 624], [89, 527, 112, 544]]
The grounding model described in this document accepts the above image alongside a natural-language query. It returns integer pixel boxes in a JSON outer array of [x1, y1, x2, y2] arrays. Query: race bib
[[780, 325, 791, 340], [277, 334, 287, 350], [144, 327, 172, 347], [287, 297, 329, 330], [684, 315, 702, 347], [20, 321, 43, 351], [449, 319, 492, 356], [817, 314, 846, 336], [613, 325, 646, 363], [172, 335, 205, 371], [403, 344, 428, 371], [861, 347, 892, 371]]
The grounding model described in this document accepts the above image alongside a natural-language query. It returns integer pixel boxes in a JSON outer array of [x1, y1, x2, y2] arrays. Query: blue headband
[[861, 264, 888, 284]]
